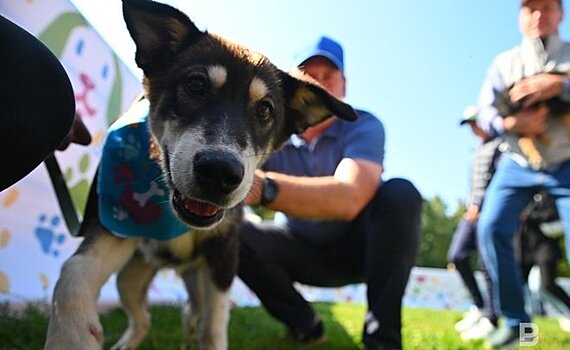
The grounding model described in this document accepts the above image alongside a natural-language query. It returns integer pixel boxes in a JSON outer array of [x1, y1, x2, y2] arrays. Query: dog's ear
[[122, 0, 204, 75], [278, 69, 358, 137]]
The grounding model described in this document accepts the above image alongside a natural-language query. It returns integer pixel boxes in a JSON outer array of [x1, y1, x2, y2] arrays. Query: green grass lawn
[[1, 302, 569, 349]]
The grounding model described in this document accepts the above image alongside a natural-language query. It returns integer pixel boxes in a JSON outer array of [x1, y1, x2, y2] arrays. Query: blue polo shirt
[[263, 109, 385, 245]]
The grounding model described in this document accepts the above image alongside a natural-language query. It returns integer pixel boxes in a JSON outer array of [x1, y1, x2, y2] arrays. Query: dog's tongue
[[183, 198, 220, 217]]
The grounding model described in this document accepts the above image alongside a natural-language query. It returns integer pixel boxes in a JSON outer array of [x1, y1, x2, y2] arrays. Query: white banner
[[0, 0, 140, 303]]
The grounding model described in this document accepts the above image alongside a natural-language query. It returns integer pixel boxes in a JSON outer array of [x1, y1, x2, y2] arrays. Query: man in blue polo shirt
[[239, 36, 422, 350]]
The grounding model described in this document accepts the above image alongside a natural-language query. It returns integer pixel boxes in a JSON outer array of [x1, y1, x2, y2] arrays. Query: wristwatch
[[260, 175, 279, 206]]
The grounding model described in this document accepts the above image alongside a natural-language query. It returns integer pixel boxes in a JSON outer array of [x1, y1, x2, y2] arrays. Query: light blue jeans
[[477, 156, 570, 328]]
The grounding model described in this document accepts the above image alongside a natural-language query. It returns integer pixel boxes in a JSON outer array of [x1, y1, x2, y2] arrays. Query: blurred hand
[[509, 73, 564, 107], [463, 204, 480, 222], [503, 104, 549, 137]]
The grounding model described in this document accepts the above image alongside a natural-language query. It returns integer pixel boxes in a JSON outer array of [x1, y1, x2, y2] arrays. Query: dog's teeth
[[182, 197, 220, 217]]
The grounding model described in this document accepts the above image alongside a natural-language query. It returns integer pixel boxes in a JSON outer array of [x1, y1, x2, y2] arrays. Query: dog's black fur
[[493, 72, 570, 118], [43, 1, 357, 349], [492, 72, 570, 168]]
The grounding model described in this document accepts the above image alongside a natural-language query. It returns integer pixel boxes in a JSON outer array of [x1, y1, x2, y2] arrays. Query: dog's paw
[[44, 311, 104, 350], [110, 320, 150, 350]]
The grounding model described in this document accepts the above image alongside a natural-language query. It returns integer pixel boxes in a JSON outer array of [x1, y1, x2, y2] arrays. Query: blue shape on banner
[[34, 214, 66, 257]]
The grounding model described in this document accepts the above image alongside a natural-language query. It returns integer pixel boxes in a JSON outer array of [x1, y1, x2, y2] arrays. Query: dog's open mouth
[[172, 190, 224, 227]]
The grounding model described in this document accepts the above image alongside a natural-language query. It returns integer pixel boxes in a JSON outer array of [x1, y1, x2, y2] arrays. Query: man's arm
[[477, 59, 506, 137], [246, 158, 382, 221]]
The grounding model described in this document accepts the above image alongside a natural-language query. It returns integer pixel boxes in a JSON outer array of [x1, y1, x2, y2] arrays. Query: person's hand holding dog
[[504, 103, 549, 137], [509, 73, 565, 107]]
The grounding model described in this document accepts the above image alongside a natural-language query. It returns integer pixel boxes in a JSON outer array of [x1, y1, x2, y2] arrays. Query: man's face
[[300, 56, 346, 99], [519, 0, 563, 38]]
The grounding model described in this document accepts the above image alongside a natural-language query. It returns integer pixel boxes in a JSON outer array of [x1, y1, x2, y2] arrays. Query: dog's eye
[[256, 101, 273, 121], [184, 75, 208, 96]]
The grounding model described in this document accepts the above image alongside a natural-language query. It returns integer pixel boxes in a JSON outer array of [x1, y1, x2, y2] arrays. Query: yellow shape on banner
[[39, 273, 50, 291], [0, 229, 11, 248], [2, 188, 20, 208], [0, 271, 9, 294], [92, 130, 106, 146]]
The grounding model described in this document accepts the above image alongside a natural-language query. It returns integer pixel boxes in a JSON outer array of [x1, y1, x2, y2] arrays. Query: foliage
[[1, 302, 569, 349], [417, 196, 570, 277], [417, 196, 463, 268]]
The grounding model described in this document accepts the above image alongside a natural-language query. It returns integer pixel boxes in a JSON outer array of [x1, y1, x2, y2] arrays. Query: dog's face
[[122, 0, 357, 229]]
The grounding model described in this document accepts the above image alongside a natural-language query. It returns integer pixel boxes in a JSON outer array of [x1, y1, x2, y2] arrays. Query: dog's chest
[[138, 232, 203, 268], [137, 210, 242, 269]]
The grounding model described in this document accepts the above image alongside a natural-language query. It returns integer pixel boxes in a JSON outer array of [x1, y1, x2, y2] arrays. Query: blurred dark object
[[0, 15, 75, 191], [57, 113, 92, 151]]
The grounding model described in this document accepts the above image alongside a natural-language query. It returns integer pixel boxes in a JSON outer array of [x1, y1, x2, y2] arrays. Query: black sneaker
[[287, 319, 326, 343], [484, 325, 519, 349]]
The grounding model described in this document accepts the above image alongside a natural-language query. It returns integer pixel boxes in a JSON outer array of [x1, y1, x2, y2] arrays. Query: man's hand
[[243, 159, 382, 220], [503, 104, 549, 137], [463, 204, 480, 222], [509, 73, 565, 107]]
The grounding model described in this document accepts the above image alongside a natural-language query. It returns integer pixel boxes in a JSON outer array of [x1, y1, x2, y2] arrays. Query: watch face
[[262, 177, 278, 205]]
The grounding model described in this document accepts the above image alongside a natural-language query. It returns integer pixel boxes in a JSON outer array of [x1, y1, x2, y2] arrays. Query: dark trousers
[[238, 178, 422, 349], [0, 15, 75, 191], [447, 218, 497, 324]]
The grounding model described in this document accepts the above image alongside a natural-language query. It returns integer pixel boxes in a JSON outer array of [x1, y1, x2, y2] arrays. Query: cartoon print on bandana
[[98, 103, 189, 240]]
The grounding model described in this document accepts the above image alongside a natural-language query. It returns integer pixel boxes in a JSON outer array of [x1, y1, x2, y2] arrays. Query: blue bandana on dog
[[98, 99, 190, 240]]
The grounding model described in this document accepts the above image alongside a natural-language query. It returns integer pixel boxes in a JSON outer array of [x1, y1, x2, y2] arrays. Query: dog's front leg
[[44, 231, 139, 350], [111, 251, 159, 350], [180, 265, 231, 350]]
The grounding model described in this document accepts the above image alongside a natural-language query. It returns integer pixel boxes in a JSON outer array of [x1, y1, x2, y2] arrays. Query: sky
[[71, 0, 570, 212]]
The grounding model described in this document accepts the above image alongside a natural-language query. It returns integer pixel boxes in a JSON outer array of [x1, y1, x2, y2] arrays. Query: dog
[[493, 73, 570, 169], [43, 0, 357, 349]]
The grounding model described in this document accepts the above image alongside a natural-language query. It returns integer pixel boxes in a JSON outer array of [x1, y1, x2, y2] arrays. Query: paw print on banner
[[64, 153, 91, 213], [34, 214, 66, 257], [119, 134, 142, 161], [2, 188, 20, 208], [0, 271, 9, 294], [0, 229, 11, 248]]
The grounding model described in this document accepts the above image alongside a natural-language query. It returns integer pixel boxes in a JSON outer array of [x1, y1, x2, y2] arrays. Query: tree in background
[[417, 196, 463, 268]]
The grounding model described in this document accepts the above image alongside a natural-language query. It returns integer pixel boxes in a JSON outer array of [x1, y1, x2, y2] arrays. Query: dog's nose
[[194, 151, 244, 194]]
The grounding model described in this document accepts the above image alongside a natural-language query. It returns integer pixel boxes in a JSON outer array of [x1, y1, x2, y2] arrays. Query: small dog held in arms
[[43, 0, 357, 349], [493, 73, 570, 169]]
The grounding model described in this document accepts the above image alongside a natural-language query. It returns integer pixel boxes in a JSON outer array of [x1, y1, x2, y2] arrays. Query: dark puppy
[[493, 73, 570, 168], [43, 1, 357, 349], [493, 73, 570, 120]]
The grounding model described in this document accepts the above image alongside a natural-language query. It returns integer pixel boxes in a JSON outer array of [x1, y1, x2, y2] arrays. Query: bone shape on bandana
[[133, 181, 165, 207]]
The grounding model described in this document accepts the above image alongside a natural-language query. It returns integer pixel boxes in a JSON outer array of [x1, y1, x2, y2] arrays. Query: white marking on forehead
[[207, 65, 227, 88], [249, 77, 268, 104]]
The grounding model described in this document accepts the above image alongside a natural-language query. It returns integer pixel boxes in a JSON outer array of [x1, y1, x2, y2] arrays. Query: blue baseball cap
[[296, 36, 344, 74]]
